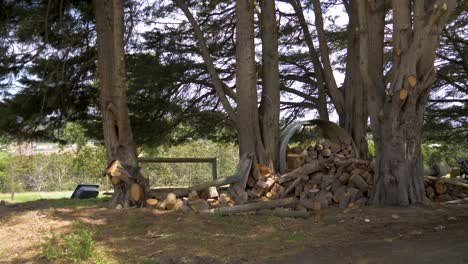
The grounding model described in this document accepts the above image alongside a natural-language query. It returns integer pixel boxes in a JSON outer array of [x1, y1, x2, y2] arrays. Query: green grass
[[0, 191, 108, 203], [0, 191, 73, 202]]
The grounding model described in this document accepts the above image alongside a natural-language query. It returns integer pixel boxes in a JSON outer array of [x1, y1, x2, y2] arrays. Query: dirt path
[[0, 199, 467, 263]]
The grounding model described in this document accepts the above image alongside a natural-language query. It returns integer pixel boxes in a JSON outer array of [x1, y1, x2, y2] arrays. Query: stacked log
[[151, 139, 374, 215], [424, 176, 468, 202], [147, 139, 468, 215]]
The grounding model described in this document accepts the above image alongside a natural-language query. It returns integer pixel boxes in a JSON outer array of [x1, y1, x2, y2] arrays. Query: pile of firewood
[[243, 139, 373, 211], [150, 139, 375, 216], [149, 139, 468, 216], [424, 176, 468, 202]]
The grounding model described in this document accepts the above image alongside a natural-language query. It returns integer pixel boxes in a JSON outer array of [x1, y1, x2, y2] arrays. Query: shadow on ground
[[1, 198, 467, 264]]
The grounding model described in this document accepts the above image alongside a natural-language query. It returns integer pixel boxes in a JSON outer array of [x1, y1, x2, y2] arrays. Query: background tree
[[93, 0, 148, 207]]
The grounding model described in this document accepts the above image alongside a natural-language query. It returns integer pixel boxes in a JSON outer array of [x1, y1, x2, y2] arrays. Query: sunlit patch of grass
[[287, 231, 306, 241]]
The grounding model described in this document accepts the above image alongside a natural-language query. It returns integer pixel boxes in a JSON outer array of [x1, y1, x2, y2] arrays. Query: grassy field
[[0, 191, 108, 203]]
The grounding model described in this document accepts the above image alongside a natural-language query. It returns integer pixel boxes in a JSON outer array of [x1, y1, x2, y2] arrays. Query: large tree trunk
[[259, 0, 280, 170], [343, 1, 369, 159], [93, 0, 149, 208], [357, 0, 456, 205], [236, 0, 266, 165], [372, 105, 427, 205]]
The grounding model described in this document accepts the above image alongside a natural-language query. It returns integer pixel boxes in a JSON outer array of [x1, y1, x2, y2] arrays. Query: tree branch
[[173, 0, 238, 125]]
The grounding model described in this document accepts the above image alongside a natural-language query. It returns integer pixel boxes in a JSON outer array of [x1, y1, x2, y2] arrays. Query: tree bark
[[259, 0, 280, 170], [343, 1, 369, 159], [356, 0, 456, 205], [93, 0, 148, 208]]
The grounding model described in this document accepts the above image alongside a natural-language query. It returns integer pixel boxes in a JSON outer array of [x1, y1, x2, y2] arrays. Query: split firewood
[[435, 180, 447, 195], [338, 172, 351, 184], [200, 197, 298, 216], [425, 176, 468, 189], [105, 160, 131, 184], [130, 183, 142, 201], [188, 190, 199, 201], [333, 186, 347, 203], [426, 186, 435, 199], [321, 148, 332, 158], [146, 198, 159, 206], [163, 192, 177, 210], [349, 174, 369, 192], [253, 179, 269, 196], [219, 193, 234, 206], [206, 187, 219, 199], [188, 199, 209, 212], [279, 177, 302, 198], [278, 160, 322, 184], [339, 192, 351, 209]]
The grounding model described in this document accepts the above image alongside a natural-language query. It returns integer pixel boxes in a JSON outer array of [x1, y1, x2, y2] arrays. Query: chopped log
[[339, 192, 351, 209], [425, 176, 468, 189], [219, 193, 233, 206], [294, 182, 304, 197], [435, 180, 447, 194], [330, 142, 341, 153], [399, 88, 408, 101], [206, 187, 219, 199], [199, 197, 298, 216], [314, 190, 329, 209], [347, 187, 360, 202], [173, 153, 252, 197], [253, 179, 269, 196], [188, 190, 199, 201], [278, 161, 322, 184], [146, 198, 159, 206], [349, 174, 369, 192], [426, 186, 435, 199], [287, 154, 307, 171], [314, 143, 324, 152], [188, 199, 209, 212], [321, 174, 334, 190], [265, 177, 276, 190], [408, 75, 417, 88], [111, 176, 121, 185], [338, 172, 351, 184], [280, 177, 302, 198], [256, 163, 272, 178], [105, 160, 131, 184], [256, 208, 309, 218], [270, 183, 284, 198], [321, 148, 332, 158], [164, 192, 177, 210], [333, 186, 347, 203], [130, 183, 142, 201], [331, 179, 343, 193]]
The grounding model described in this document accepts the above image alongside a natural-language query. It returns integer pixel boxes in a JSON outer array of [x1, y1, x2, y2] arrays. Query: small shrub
[[40, 232, 62, 260], [40, 221, 95, 262]]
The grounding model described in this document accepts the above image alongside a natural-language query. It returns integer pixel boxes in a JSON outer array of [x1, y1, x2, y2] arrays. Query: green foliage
[[367, 139, 375, 157], [142, 140, 239, 186], [0, 144, 106, 193], [59, 122, 87, 148], [40, 221, 95, 262]]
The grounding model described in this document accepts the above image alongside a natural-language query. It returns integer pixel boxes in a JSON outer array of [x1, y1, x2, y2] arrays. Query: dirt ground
[[0, 198, 467, 264]]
